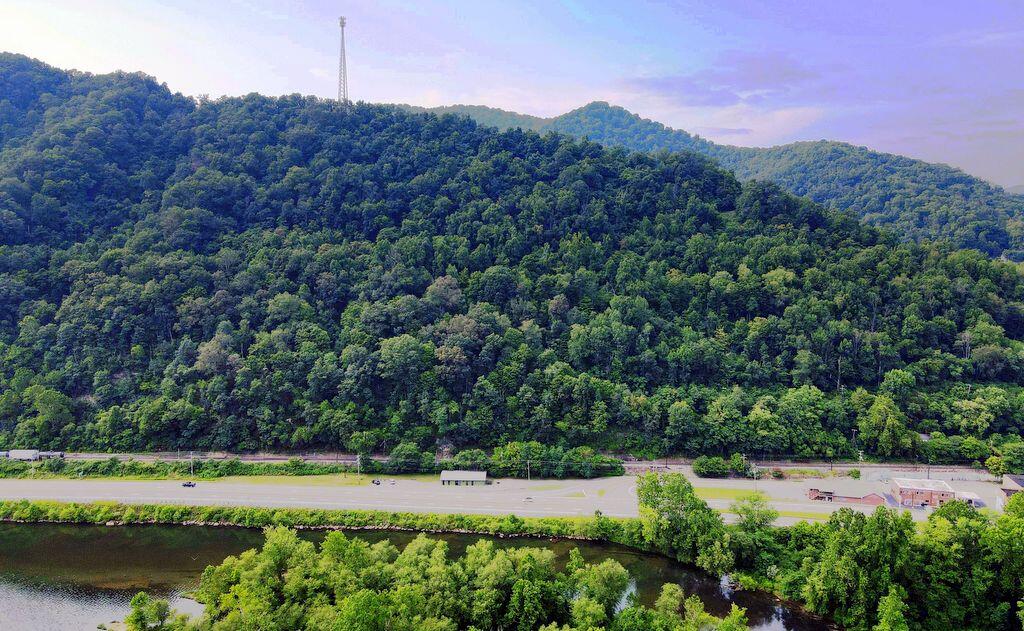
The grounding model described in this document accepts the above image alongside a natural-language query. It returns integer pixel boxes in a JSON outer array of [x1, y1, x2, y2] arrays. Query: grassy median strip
[[774, 510, 832, 520], [717, 507, 832, 521], [693, 486, 766, 500], [209, 473, 371, 486], [527, 483, 566, 491], [207, 472, 441, 486]]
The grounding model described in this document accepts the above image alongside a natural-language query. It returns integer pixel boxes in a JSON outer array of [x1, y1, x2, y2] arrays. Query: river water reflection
[[0, 523, 829, 630]]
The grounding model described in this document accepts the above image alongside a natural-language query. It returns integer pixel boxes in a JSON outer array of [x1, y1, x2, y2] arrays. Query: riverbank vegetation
[[6, 471, 1024, 629], [125, 527, 748, 631], [0, 441, 623, 480], [3, 55, 1024, 466], [0, 498, 633, 540]]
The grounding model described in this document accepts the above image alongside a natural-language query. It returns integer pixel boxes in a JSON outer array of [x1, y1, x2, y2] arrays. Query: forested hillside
[[3, 54, 1024, 465], [422, 102, 1024, 259], [402, 103, 548, 133]]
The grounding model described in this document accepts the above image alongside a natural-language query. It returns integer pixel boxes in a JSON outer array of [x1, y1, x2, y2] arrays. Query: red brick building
[[892, 478, 954, 507]]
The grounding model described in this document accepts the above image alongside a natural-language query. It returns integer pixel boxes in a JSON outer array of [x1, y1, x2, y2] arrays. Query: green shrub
[[729, 453, 750, 476], [692, 455, 731, 478], [986, 456, 1006, 477]]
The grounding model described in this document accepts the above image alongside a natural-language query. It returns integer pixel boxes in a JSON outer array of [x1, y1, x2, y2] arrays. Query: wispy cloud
[[931, 28, 1024, 48], [624, 51, 822, 108], [614, 51, 830, 146], [695, 126, 753, 137]]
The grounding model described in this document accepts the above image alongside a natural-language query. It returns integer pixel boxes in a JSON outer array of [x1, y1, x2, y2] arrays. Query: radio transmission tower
[[337, 16, 349, 103]]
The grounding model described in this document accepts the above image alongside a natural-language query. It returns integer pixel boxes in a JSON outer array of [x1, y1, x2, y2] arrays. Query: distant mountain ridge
[[409, 102, 1024, 259]]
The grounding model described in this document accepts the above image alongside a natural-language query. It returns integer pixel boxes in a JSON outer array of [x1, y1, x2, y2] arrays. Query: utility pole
[[526, 460, 531, 481], [337, 16, 349, 103], [356, 453, 361, 476]]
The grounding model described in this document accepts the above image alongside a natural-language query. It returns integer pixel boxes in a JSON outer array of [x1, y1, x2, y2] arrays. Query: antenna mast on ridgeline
[[337, 16, 349, 103]]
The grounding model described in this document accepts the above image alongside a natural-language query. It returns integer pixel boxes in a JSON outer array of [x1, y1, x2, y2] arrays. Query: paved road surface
[[0, 477, 640, 519], [0, 471, 1004, 526]]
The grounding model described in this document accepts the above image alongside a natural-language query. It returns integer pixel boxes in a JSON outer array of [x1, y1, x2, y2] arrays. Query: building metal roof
[[1003, 474, 1024, 488], [892, 478, 954, 492], [440, 470, 487, 481]]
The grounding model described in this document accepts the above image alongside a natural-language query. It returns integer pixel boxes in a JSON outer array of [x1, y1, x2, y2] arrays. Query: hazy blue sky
[[3, 0, 1022, 186]]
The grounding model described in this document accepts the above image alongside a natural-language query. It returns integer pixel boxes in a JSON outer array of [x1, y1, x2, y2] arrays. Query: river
[[0, 523, 829, 630]]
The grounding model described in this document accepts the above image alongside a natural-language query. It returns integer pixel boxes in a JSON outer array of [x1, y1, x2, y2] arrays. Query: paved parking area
[[685, 467, 1005, 523]]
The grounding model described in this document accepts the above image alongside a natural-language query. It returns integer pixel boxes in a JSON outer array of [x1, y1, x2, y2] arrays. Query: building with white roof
[[440, 470, 488, 486]]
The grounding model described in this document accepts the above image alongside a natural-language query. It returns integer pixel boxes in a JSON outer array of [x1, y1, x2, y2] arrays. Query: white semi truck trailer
[[8, 449, 41, 461], [1, 450, 64, 461]]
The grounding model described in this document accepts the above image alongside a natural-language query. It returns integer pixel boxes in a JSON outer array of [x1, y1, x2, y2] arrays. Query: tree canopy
[[422, 101, 1024, 259], [2, 54, 1024, 463], [125, 526, 748, 631]]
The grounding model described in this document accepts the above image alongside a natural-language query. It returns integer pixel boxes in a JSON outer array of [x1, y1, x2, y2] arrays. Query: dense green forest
[[2, 53, 1024, 464], [126, 527, 748, 630], [403, 103, 550, 134], [418, 102, 1024, 259], [107, 472, 1024, 630]]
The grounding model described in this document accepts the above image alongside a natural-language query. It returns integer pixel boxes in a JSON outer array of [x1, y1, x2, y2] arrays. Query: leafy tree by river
[[3, 54, 1024, 465], [639, 474, 1024, 630], [125, 527, 748, 631]]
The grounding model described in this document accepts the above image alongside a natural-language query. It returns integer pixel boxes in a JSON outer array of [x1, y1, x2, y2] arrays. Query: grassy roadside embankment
[[0, 457, 361, 480], [0, 499, 641, 544], [0, 446, 625, 481]]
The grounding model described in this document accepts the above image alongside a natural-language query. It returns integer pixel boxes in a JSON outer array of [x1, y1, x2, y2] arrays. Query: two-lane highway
[[0, 476, 641, 518]]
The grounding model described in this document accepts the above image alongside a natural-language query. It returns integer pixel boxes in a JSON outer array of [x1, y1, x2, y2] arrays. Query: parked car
[[371, 479, 381, 485]]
